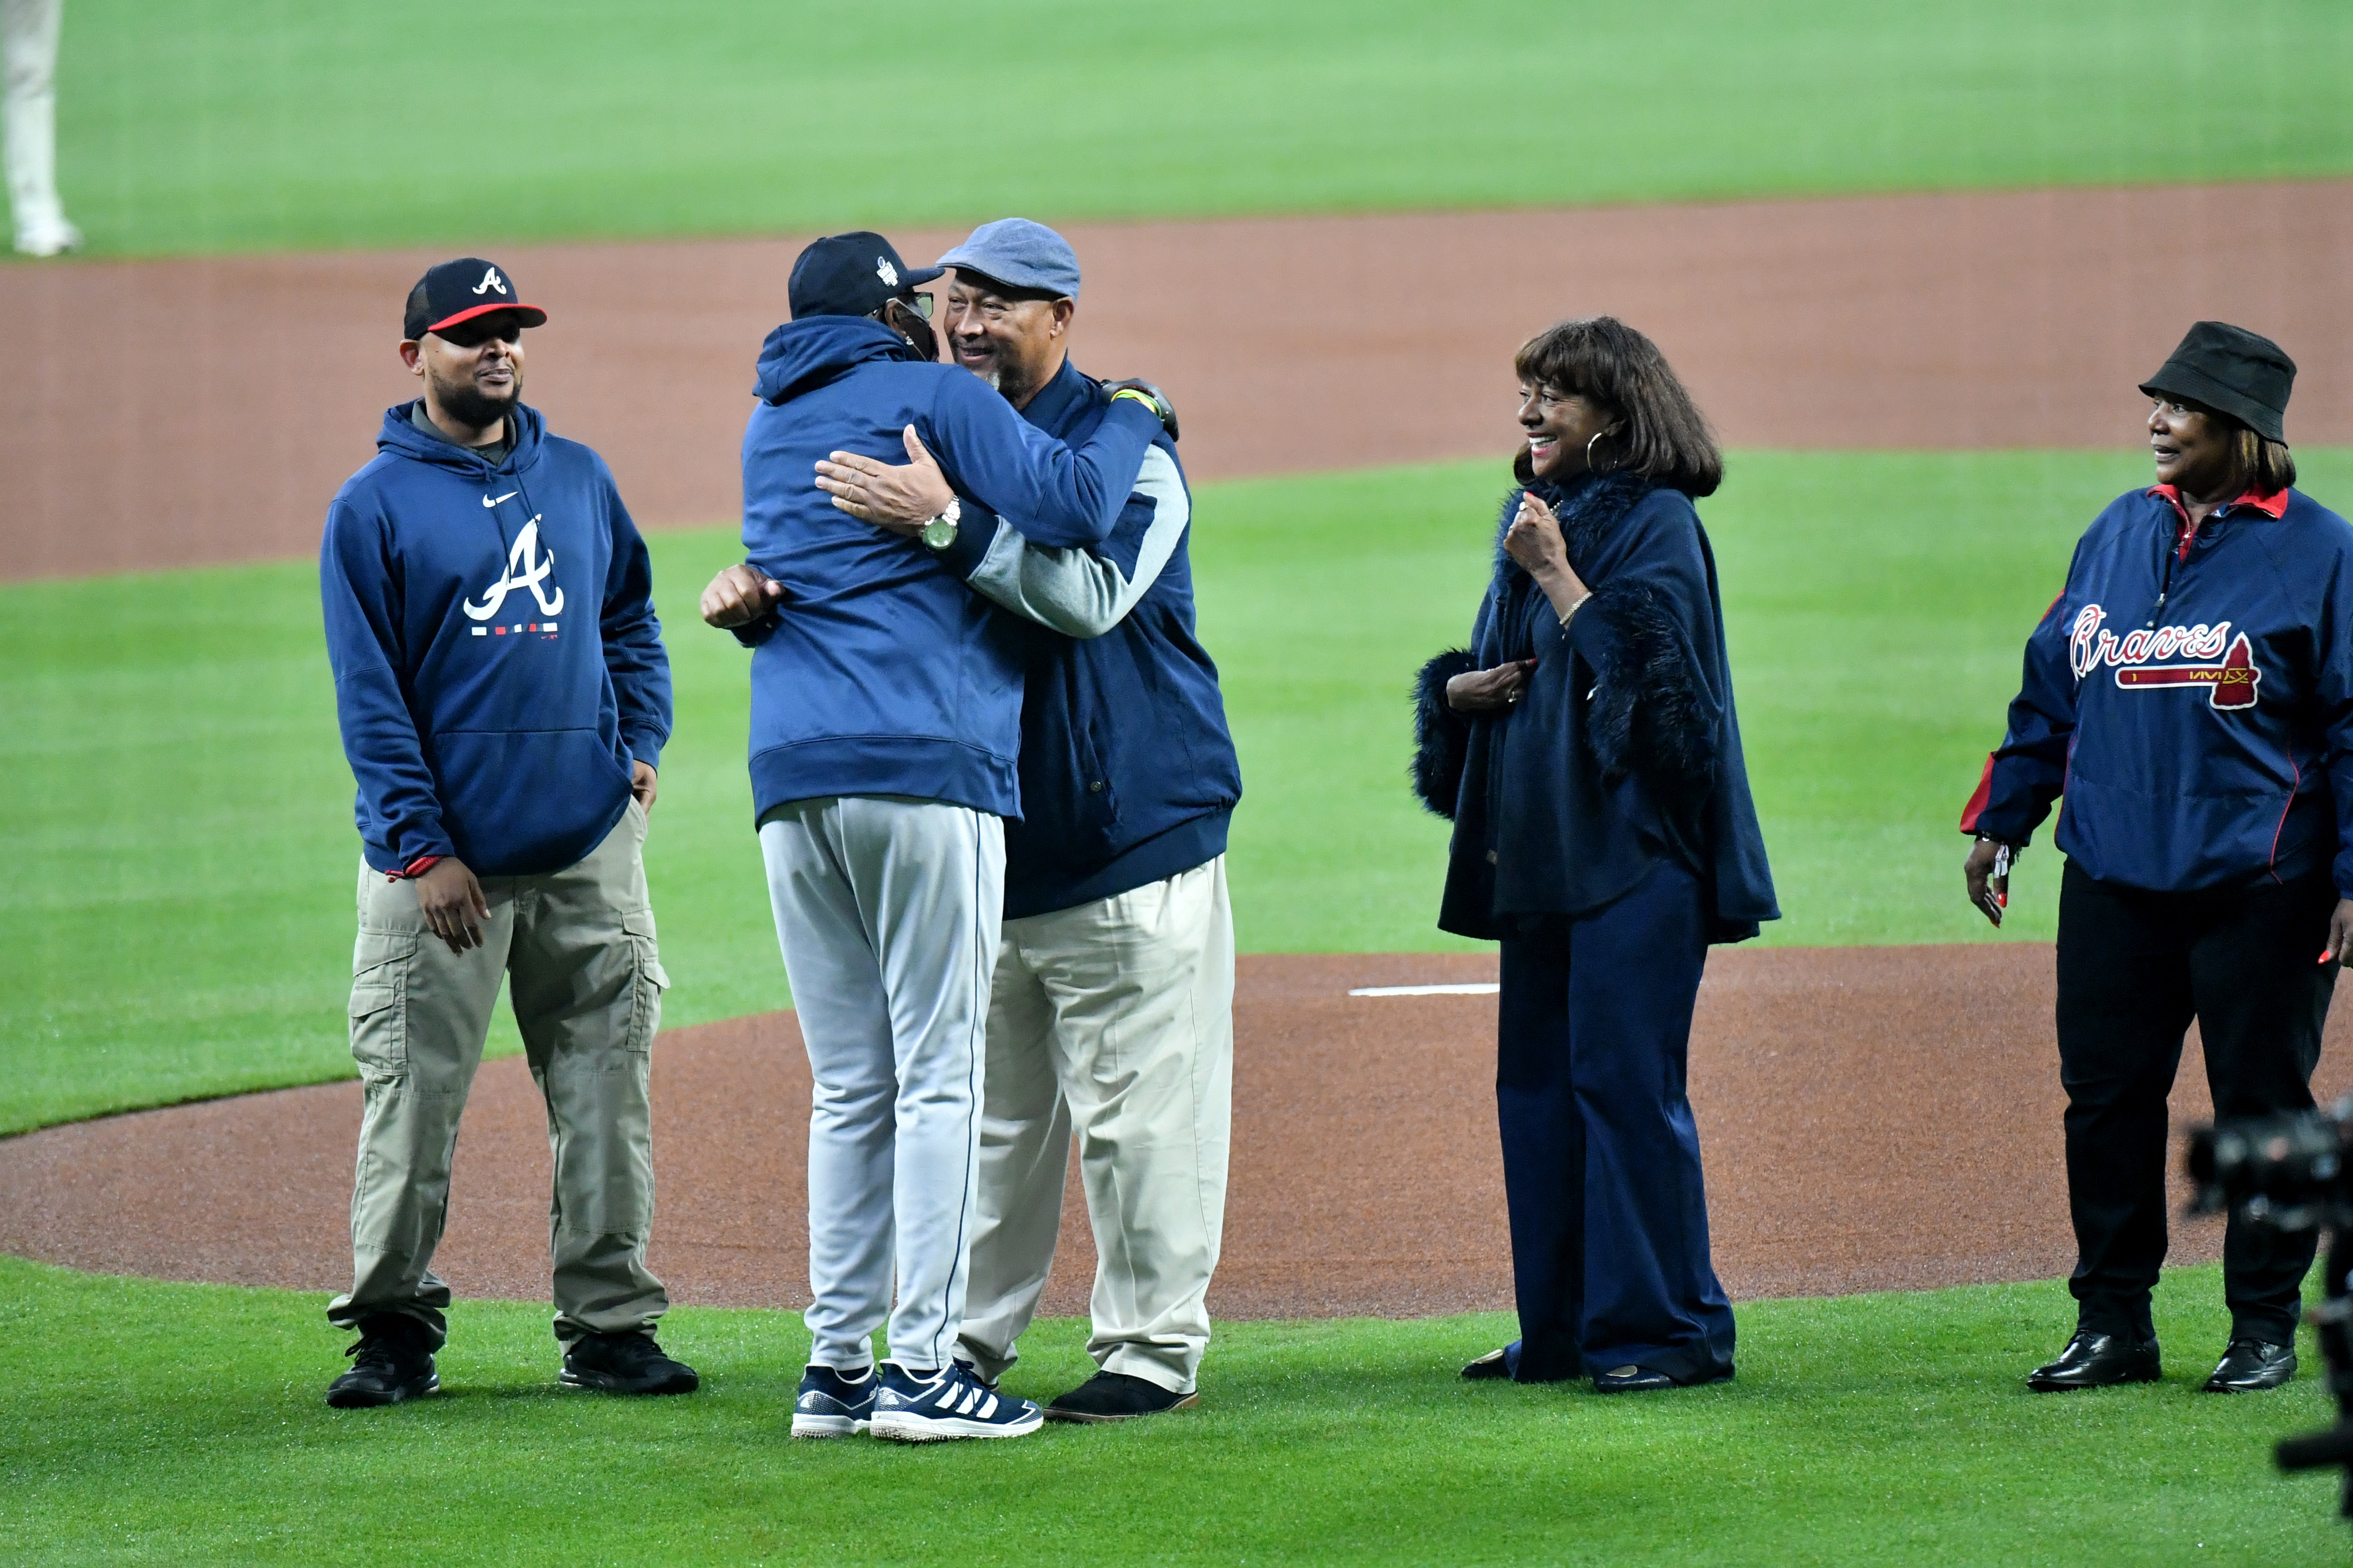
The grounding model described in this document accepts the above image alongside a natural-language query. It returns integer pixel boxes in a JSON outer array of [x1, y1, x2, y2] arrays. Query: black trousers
[[1496, 860, 1734, 1383], [2055, 859, 2337, 1342]]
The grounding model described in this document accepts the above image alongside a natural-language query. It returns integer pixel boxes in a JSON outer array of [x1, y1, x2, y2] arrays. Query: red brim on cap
[[426, 301, 550, 335]]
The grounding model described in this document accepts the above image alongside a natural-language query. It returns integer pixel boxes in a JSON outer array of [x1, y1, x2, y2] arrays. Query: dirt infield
[[6, 180, 2353, 580], [6, 945, 2348, 1319]]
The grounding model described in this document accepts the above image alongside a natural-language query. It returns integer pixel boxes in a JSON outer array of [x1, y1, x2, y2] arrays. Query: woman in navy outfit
[[1413, 317, 1778, 1392], [1964, 321, 2353, 1396]]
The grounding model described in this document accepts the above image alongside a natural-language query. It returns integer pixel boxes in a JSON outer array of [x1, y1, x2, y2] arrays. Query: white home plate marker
[[1347, 983, 1501, 997]]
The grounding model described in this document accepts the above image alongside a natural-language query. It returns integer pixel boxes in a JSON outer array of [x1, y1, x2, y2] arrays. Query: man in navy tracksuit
[[318, 258, 695, 1408], [814, 219, 1241, 1423], [699, 232, 1176, 1442], [1964, 321, 2353, 1395]]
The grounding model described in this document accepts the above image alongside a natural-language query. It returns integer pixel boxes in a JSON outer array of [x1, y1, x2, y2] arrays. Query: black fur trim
[[1412, 649, 1479, 818], [1583, 585, 1715, 798]]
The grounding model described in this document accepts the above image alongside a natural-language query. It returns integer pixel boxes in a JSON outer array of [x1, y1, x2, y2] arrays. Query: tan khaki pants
[[957, 856, 1234, 1393], [327, 800, 671, 1347]]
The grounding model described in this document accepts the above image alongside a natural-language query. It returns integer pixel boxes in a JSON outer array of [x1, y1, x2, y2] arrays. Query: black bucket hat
[[2139, 321, 2295, 443]]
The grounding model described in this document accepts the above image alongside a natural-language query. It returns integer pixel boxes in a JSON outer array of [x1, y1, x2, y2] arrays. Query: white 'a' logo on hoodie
[[465, 517, 565, 620]]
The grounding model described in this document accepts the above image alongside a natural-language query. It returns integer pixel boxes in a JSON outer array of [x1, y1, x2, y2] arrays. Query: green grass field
[[13, 449, 2353, 1136], [38, 0, 2353, 258], [0, 1256, 2339, 1566]]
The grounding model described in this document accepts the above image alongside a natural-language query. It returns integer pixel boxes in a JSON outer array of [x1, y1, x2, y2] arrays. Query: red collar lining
[[2147, 483, 2289, 520]]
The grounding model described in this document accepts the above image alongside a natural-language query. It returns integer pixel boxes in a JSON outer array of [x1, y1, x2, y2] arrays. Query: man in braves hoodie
[[318, 258, 694, 1408], [699, 232, 1174, 1441], [1964, 321, 2353, 1396]]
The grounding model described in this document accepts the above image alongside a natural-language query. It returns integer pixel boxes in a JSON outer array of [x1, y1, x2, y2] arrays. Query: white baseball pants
[[2, 0, 68, 248], [759, 795, 1004, 1375], [957, 855, 1234, 1394]]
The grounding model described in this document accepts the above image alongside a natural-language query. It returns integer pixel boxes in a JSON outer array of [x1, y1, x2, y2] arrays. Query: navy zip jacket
[[735, 317, 1162, 822], [927, 358, 1242, 918], [1963, 483, 2353, 894], [320, 402, 672, 878], [1412, 471, 1778, 944]]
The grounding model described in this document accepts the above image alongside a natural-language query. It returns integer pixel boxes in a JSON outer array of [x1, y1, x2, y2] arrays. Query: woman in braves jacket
[[1413, 318, 1778, 1392], [1963, 321, 2353, 1395]]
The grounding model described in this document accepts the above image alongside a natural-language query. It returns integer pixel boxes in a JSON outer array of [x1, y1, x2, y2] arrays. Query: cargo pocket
[[620, 910, 670, 1055], [349, 929, 418, 1077]]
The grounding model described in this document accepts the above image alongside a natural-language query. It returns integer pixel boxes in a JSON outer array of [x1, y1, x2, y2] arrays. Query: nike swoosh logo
[[483, 491, 517, 508]]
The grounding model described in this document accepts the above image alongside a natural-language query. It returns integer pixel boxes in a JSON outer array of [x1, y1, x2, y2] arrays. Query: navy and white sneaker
[[870, 1359, 1043, 1442], [790, 1364, 876, 1439]]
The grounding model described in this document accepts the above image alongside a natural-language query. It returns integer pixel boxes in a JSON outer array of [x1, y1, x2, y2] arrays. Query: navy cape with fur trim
[[1412, 469, 1778, 943]]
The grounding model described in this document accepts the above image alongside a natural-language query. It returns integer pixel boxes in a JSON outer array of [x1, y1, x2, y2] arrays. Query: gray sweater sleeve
[[961, 445, 1189, 638]]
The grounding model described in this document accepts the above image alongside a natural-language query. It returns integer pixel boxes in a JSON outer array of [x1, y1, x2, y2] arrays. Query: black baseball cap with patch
[[788, 232, 942, 320], [403, 258, 549, 340]]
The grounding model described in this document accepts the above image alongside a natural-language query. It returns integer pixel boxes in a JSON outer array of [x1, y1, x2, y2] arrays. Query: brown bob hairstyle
[[1514, 316, 1723, 497], [2219, 415, 2299, 495]]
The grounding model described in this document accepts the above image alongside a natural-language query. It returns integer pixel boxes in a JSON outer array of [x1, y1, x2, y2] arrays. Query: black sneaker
[[560, 1330, 700, 1395], [1043, 1370, 1198, 1424], [325, 1315, 439, 1409]]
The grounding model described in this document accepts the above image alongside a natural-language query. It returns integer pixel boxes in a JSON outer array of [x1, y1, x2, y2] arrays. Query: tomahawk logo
[[464, 517, 564, 621], [471, 266, 509, 297], [2068, 604, 2260, 710], [875, 257, 898, 288]]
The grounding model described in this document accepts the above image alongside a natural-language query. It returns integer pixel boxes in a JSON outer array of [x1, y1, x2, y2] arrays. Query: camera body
[[2188, 1094, 2353, 1233], [2189, 1094, 2353, 1510]]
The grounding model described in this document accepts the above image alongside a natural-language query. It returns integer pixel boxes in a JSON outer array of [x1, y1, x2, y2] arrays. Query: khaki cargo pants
[[326, 799, 671, 1348]]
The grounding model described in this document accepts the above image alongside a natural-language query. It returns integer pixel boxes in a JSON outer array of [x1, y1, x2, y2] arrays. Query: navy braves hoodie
[[1964, 484, 2353, 893], [735, 316, 1161, 821], [320, 402, 672, 878]]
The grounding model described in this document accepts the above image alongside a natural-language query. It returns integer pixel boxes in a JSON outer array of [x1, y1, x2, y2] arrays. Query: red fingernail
[[2324, 952, 2336, 965]]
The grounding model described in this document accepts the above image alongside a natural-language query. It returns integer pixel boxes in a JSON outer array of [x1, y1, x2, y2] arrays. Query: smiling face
[[945, 270, 1073, 409], [2148, 397, 2242, 499], [401, 310, 528, 433], [1517, 380, 1620, 481]]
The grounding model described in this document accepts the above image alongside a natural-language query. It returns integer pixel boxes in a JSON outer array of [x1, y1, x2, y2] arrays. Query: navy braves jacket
[[320, 402, 672, 878], [928, 358, 1242, 918], [1412, 471, 1778, 944], [735, 317, 1163, 823], [1963, 483, 2353, 894]]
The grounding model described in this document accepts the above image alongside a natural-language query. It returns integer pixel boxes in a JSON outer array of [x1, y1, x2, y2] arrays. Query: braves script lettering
[[2067, 604, 2259, 710], [464, 518, 564, 621]]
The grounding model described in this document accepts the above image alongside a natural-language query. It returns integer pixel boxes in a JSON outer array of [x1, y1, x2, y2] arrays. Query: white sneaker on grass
[[869, 1359, 1043, 1442]]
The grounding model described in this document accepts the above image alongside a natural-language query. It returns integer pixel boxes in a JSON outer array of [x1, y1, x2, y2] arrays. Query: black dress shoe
[[2025, 1330, 2161, 1392], [2202, 1339, 2295, 1393], [1592, 1363, 1733, 1394], [1043, 1371, 1198, 1423], [1461, 1345, 1517, 1381]]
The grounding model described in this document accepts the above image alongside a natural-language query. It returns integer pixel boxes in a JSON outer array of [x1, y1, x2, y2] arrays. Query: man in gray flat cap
[[814, 218, 1242, 1422]]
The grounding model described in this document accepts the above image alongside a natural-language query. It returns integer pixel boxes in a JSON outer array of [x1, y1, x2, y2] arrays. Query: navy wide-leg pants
[[1495, 860, 1734, 1384]]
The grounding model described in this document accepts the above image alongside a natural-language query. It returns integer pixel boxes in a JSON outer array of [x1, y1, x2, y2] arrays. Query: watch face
[[922, 516, 957, 550]]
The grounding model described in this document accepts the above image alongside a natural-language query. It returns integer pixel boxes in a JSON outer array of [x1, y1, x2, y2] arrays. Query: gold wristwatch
[[921, 497, 961, 550]]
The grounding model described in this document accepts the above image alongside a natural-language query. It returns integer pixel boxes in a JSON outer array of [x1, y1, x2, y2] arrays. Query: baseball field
[[9, 2, 2353, 1562]]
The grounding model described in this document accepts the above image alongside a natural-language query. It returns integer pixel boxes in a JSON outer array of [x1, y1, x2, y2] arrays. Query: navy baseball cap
[[403, 258, 547, 340], [935, 218, 1081, 300], [788, 232, 943, 320]]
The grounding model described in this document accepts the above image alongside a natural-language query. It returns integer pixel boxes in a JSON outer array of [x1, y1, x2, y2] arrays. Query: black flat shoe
[[1592, 1363, 1733, 1394], [2202, 1338, 2295, 1393], [2025, 1330, 2161, 1392], [1461, 1345, 1517, 1381]]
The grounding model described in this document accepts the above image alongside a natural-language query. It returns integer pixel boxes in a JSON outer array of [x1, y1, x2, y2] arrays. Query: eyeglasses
[[872, 292, 934, 323]]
